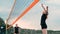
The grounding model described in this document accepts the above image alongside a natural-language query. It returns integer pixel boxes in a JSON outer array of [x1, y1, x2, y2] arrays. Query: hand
[[41, 3, 46, 10], [41, 4, 43, 7]]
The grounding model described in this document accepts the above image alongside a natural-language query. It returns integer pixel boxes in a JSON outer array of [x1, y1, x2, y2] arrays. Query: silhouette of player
[[41, 4, 48, 34], [14, 24, 20, 34]]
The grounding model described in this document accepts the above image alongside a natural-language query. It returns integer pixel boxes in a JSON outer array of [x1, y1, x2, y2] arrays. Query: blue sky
[[0, 0, 60, 30]]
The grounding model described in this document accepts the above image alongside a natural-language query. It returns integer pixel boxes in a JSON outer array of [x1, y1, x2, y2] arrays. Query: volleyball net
[[6, 0, 39, 29]]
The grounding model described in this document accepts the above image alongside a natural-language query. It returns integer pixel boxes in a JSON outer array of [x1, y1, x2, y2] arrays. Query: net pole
[[6, 0, 16, 34]]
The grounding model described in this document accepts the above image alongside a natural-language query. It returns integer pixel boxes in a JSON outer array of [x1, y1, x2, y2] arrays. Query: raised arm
[[46, 6, 48, 12], [41, 4, 46, 10], [41, 4, 48, 14]]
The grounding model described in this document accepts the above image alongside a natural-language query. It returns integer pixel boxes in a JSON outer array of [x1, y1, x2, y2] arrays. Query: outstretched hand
[[41, 3, 46, 10], [41, 4, 43, 7]]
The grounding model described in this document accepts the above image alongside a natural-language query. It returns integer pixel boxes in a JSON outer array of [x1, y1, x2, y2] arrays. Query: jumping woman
[[41, 4, 48, 34]]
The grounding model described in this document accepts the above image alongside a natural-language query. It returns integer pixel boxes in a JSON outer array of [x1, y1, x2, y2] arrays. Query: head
[[43, 6, 48, 14], [46, 6, 48, 10], [16, 24, 18, 27]]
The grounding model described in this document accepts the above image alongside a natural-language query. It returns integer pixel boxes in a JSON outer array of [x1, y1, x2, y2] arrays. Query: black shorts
[[15, 32, 19, 34], [41, 23, 47, 29], [15, 33, 19, 34]]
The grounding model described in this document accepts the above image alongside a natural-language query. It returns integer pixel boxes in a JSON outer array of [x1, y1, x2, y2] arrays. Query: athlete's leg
[[42, 29, 47, 34], [14, 33, 19, 34], [41, 23, 47, 34]]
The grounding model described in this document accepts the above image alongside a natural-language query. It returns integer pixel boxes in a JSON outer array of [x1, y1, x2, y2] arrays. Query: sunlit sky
[[0, 0, 60, 30]]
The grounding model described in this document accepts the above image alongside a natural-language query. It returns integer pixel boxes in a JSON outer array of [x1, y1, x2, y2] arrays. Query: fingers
[[41, 3, 43, 7]]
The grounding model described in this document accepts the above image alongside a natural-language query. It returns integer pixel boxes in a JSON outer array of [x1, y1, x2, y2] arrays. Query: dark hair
[[46, 6, 48, 9]]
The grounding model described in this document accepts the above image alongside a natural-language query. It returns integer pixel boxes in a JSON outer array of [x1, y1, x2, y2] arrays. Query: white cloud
[[0, 7, 11, 12], [46, 0, 60, 4], [46, 4, 60, 30], [13, 19, 41, 30]]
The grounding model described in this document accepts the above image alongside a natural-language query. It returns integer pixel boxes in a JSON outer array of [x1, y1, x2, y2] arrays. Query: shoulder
[[42, 11, 46, 14], [17, 27, 19, 28]]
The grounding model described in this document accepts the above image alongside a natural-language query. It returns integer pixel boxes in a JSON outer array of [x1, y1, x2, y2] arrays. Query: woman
[[41, 4, 48, 34], [14, 24, 20, 34]]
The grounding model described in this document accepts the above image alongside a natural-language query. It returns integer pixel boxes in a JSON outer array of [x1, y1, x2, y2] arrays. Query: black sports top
[[15, 27, 19, 33], [41, 12, 48, 24]]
